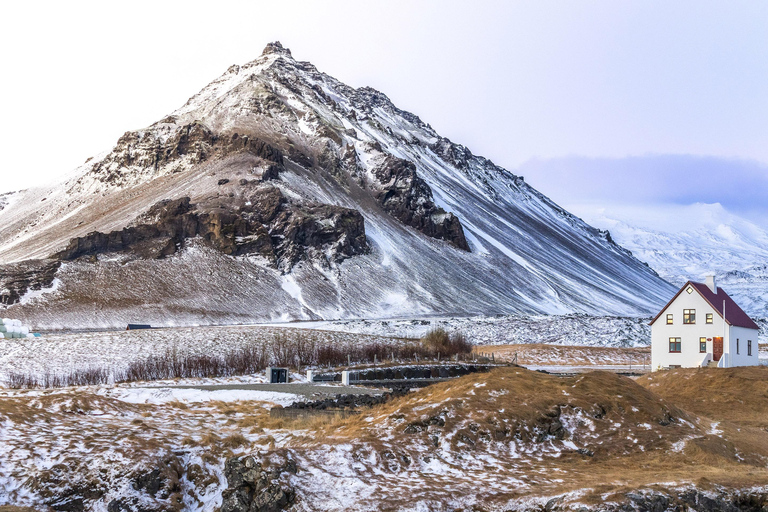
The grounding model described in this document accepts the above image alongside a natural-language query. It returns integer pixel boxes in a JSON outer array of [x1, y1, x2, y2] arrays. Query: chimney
[[705, 274, 717, 293]]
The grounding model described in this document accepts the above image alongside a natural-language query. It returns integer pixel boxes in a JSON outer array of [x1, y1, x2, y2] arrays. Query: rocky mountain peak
[[261, 41, 292, 57], [0, 43, 677, 324]]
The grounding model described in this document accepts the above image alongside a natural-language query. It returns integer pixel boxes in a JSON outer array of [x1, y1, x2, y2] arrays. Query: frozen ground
[[0, 325, 405, 384], [287, 313, 768, 345], [285, 314, 656, 347], [2, 317, 765, 385]]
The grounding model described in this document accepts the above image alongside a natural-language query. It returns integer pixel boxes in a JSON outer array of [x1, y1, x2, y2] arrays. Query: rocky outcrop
[[370, 154, 469, 251], [574, 488, 768, 512], [221, 456, 295, 512], [52, 186, 367, 272], [0, 259, 60, 306], [86, 122, 284, 187]]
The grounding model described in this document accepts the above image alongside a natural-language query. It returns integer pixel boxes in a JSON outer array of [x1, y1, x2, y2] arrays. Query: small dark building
[[267, 367, 289, 383], [126, 324, 152, 330]]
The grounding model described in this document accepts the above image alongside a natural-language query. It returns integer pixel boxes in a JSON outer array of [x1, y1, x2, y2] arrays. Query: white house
[[650, 275, 759, 370]]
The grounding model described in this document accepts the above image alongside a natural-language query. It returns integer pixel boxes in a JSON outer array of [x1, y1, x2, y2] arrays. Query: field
[[2, 324, 768, 510]]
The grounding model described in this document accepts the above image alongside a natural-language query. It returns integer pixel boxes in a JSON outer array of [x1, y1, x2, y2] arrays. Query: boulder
[[221, 456, 294, 512]]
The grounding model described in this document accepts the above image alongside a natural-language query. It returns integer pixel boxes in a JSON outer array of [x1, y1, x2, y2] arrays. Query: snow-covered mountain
[[574, 202, 768, 318], [0, 42, 674, 329]]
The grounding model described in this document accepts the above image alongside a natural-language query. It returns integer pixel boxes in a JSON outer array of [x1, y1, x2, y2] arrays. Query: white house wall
[[727, 325, 760, 367]]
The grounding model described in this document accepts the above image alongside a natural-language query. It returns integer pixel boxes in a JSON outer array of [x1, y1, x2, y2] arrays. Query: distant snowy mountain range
[[0, 42, 674, 329], [573, 202, 768, 318]]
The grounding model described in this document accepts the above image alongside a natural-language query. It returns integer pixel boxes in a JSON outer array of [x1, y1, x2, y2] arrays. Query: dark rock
[[221, 456, 295, 512], [218, 178, 230, 185], [261, 164, 281, 181], [50, 497, 85, 512], [87, 122, 284, 188], [370, 155, 469, 251], [262, 41, 292, 57], [658, 410, 675, 426], [535, 405, 569, 442], [0, 259, 61, 306], [51, 187, 368, 272], [132, 468, 163, 497]]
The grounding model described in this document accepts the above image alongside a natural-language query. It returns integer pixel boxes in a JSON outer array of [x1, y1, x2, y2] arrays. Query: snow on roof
[[650, 281, 760, 330]]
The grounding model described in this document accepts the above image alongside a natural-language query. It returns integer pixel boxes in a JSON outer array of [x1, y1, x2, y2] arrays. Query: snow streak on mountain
[[0, 42, 675, 328]]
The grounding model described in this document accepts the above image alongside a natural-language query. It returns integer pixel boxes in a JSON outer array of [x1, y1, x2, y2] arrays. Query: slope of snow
[[572, 202, 768, 318]]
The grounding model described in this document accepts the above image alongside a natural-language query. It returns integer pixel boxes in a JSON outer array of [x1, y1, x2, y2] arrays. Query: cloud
[[517, 154, 768, 222]]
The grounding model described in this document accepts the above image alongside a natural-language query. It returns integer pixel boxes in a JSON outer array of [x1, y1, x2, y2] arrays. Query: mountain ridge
[[0, 42, 675, 328]]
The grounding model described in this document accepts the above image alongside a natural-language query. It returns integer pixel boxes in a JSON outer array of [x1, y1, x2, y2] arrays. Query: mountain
[[574, 202, 768, 318], [0, 42, 675, 329]]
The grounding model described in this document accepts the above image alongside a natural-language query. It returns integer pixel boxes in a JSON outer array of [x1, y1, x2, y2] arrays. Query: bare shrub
[[420, 328, 473, 358], [5, 372, 38, 389], [4, 329, 476, 389]]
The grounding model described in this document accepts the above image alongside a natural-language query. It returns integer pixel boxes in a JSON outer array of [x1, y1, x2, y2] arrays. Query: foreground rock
[[221, 456, 295, 512]]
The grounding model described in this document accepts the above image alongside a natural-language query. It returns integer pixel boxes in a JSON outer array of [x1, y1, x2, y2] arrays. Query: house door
[[713, 337, 723, 361]]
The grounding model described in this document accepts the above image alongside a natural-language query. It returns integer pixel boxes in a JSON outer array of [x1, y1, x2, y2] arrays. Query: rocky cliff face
[[54, 186, 367, 272], [0, 259, 60, 306], [0, 42, 676, 327]]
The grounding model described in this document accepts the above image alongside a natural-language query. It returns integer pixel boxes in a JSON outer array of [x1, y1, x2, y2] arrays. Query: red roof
[[650, 281, 760, 330]]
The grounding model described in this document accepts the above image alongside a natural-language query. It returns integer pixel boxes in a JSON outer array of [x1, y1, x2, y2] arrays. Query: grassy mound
[[638, 366, 768, 427], [282, 367, 768, 509]]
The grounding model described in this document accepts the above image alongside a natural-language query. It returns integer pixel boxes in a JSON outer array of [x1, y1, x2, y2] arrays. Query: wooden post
[[348, 354, 351, 366]]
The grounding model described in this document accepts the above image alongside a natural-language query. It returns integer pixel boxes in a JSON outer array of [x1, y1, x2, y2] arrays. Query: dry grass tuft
[[221, 433, 249, 449]]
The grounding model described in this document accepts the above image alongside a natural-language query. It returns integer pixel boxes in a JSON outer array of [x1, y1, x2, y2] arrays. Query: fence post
[[374, 354, 377, 365]]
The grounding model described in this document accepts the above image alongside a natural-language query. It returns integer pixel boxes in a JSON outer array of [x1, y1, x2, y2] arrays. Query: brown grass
[[284, 366, 768, 504], [637, 366, 768, 428], [220, 433, 249, 449], [480, 343, 651, 366]]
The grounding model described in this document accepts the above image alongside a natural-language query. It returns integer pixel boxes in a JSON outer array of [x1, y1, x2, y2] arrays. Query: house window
[[700, 337, 707, 353], [686, 287, 693, 294], [737, 339, 740, 354], [706, 313, 713, 324], [748, 340, 752, 356], [683, 309, 696, 324], [666, 314, 673, 325], [669, 337, 681, 353]]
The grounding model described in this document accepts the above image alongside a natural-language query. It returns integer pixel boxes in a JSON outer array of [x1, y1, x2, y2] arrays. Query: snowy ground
[[281, 314, 656, 347], [3, 317, 765, 385], [0, 325, 406, 384], [0, 383, 300, 510]]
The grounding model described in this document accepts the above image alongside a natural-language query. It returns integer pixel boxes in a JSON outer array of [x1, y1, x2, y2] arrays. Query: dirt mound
[[334, 367, 695, 461]]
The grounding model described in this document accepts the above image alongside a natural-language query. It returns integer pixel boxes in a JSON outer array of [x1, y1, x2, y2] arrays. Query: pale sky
[[2, 1, 767, 217]]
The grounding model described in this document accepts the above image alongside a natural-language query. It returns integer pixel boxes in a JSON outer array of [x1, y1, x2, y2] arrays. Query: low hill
[[276, 367, 768, 510]]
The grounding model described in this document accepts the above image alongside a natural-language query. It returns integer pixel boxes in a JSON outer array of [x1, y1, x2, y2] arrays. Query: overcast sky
[[1, 1, 767, 221]]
